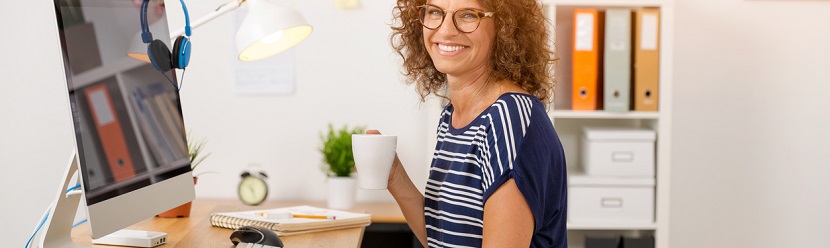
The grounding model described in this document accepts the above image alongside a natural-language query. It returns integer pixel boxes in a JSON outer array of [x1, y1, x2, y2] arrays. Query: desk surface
[[72, 199, 406, 248]]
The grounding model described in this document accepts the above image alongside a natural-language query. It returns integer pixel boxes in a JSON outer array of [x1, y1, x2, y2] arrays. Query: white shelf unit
[[544, 0, 673, 247], [75, 62, 189, 200], [550, 110, 660, 120], [567, 222, 657, 231]]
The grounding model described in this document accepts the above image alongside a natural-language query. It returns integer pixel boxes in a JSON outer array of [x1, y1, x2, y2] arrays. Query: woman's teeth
[[438, 44, 465, 52]]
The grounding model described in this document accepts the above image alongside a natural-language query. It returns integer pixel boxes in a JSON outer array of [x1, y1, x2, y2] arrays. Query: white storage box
[[568, 176, 655, 224], [582, 128, 656, 177]]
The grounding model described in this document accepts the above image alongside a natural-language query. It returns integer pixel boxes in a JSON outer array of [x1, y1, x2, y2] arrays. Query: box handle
[[612, 151, 634, 162], [601, 197, 623, 208]]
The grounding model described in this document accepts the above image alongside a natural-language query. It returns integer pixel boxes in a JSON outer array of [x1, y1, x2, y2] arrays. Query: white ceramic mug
[[352, 134, 397, 189]]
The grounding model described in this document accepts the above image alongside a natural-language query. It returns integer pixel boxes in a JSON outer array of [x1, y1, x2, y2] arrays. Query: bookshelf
[[75, 61, 190, 201], [543, 0, 674, 247], [550, 110, 660, 120], [567, 222, 657, 231]]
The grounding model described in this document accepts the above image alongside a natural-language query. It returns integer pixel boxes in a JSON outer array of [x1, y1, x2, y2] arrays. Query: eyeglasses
[[417, 4, 495, 33]]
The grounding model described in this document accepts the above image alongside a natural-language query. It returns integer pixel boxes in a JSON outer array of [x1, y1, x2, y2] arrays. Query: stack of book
[[129, 83, 188, 167], [210, 205, 372, 236]]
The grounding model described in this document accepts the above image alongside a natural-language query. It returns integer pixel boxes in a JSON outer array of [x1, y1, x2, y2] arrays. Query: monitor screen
[[54, 0, 194, 238]]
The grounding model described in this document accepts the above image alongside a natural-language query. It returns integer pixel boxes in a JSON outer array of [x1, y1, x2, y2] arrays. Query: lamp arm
[[168, 0, 247, 39]]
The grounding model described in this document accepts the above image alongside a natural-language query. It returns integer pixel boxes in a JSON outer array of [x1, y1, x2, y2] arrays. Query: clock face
[[238, 176, 268, 206]]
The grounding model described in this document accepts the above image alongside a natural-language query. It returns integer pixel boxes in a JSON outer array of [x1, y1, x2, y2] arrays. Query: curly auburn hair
[[390, 0, 556, 107]]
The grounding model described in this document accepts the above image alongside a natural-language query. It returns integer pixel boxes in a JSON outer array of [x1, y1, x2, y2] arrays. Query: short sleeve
[[481, 95, 567, 234]]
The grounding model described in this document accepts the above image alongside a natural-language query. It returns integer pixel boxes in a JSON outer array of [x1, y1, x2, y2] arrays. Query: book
[[84, 82, 137, 182], [572, 8, 605, 111], [130, 83, 189, 167], [210, 205, 372, 236], [130, 84, 176, 166], [634, 8, 660, 111], [152, 93, 187, 159], [603, 9, 633, 112], [71, 92, 108, 189]]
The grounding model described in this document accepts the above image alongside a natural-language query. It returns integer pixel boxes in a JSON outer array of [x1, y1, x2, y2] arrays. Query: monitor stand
[[34, 152, 86, 248], [34, 153, 167, 248]]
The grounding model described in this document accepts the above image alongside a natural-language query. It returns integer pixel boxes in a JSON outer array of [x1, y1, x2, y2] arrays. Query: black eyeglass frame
[[416, 4, 495, 33]]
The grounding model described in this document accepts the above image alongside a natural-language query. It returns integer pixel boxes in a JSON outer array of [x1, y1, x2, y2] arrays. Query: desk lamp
[[128, 0, 312, 62]]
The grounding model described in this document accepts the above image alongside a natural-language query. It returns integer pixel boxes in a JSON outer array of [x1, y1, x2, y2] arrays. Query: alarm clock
[[238, 170, 269, 206]]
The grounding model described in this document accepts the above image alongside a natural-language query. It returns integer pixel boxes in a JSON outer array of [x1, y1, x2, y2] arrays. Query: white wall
[[165, 0, 433, 201], [1, 0, 80, 244], [671, 0, 830, 247], [0, 0, 432, 245]]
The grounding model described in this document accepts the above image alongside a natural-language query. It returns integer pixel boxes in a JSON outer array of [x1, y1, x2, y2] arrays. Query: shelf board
[[546, 0, 664, 7], [569, 175, 655, 187], [567, 222, 657, 230], [549, 110, 660, 120], [71, 56, 145, 90]]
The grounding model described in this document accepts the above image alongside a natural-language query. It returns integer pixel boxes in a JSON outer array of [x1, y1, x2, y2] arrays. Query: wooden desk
[[72, 199, 406, 248]]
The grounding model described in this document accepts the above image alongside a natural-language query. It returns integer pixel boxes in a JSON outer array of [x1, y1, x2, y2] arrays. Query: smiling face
[[423, 0, 496, 78]]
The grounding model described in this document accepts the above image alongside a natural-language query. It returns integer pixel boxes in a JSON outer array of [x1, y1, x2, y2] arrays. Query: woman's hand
[[366, 130, 427, 246]]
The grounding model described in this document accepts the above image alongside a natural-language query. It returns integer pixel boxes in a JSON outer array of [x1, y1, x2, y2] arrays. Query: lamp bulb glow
[[259, 31, 285, 44]]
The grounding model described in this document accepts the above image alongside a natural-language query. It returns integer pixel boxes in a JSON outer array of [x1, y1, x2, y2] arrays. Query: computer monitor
[[48, 0, 194, 243]]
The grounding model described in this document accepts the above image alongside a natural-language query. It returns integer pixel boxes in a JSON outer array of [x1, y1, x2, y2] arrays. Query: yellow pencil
[[293, 214, 336, 220]]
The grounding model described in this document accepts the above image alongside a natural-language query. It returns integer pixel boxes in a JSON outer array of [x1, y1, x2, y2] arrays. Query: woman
[[372, 0, 567, 247]]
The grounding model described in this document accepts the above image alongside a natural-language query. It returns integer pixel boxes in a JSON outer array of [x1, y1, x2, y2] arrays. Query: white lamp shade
[[236, 0, 312, 62]]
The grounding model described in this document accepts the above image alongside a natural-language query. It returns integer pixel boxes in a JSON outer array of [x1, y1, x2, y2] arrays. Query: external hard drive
[[92, 230, 167, 247]]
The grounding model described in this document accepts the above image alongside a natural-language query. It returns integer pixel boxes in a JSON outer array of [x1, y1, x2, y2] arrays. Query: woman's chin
[[432, 63, 461, 76]]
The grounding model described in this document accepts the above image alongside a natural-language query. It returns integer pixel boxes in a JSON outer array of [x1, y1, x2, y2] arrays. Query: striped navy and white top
[[425, 93, 567, 248]]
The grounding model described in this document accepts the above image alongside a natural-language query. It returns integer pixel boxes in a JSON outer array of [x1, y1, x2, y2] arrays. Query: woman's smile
[[435, 43, 468, 56]]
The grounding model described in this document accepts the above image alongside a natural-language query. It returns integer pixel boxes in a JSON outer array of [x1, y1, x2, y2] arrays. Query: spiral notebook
[[210, 205, 372, 236]]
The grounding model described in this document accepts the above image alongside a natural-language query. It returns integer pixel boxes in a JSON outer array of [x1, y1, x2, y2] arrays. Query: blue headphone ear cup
[[171, 36, 187, 69], [179, 37, 191, 69], [148, 39, 173, 72], [172, 36, 191, 69]]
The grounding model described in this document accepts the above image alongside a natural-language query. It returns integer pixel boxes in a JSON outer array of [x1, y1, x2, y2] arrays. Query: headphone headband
[[178, 0, 192, 37], [140, 0, 152, 43], [140, 0, 192, 44]]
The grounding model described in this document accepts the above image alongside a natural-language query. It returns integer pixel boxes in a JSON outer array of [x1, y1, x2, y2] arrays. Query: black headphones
[[140, 0, 192, 73]]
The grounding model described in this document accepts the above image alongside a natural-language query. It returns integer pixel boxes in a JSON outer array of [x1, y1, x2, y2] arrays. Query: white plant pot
[[327, 177, 357, 210]]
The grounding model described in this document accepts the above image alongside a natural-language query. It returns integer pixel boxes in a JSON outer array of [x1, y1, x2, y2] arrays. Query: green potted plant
[[157, 132, 211, 218], [319, 124, 365, 209], [188, 134, 212, 181]]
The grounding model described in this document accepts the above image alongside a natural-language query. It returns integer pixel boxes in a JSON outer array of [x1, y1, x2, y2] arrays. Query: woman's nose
[[435, 13, 460, 36]]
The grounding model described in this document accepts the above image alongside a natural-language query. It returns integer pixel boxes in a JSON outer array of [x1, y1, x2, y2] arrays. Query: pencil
[[293, 214, 337, 220]]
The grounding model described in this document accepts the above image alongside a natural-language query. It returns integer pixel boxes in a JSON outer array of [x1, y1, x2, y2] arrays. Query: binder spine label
[[88, 90, 115, 125], [575, 13, 595, 51], [640, 13, 659, 50]]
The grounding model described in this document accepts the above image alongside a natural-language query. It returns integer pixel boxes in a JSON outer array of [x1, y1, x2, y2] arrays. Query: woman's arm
[[388, 156, 428, 247], [365, 130, 427, 247], [481, 178, 534, 247]]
